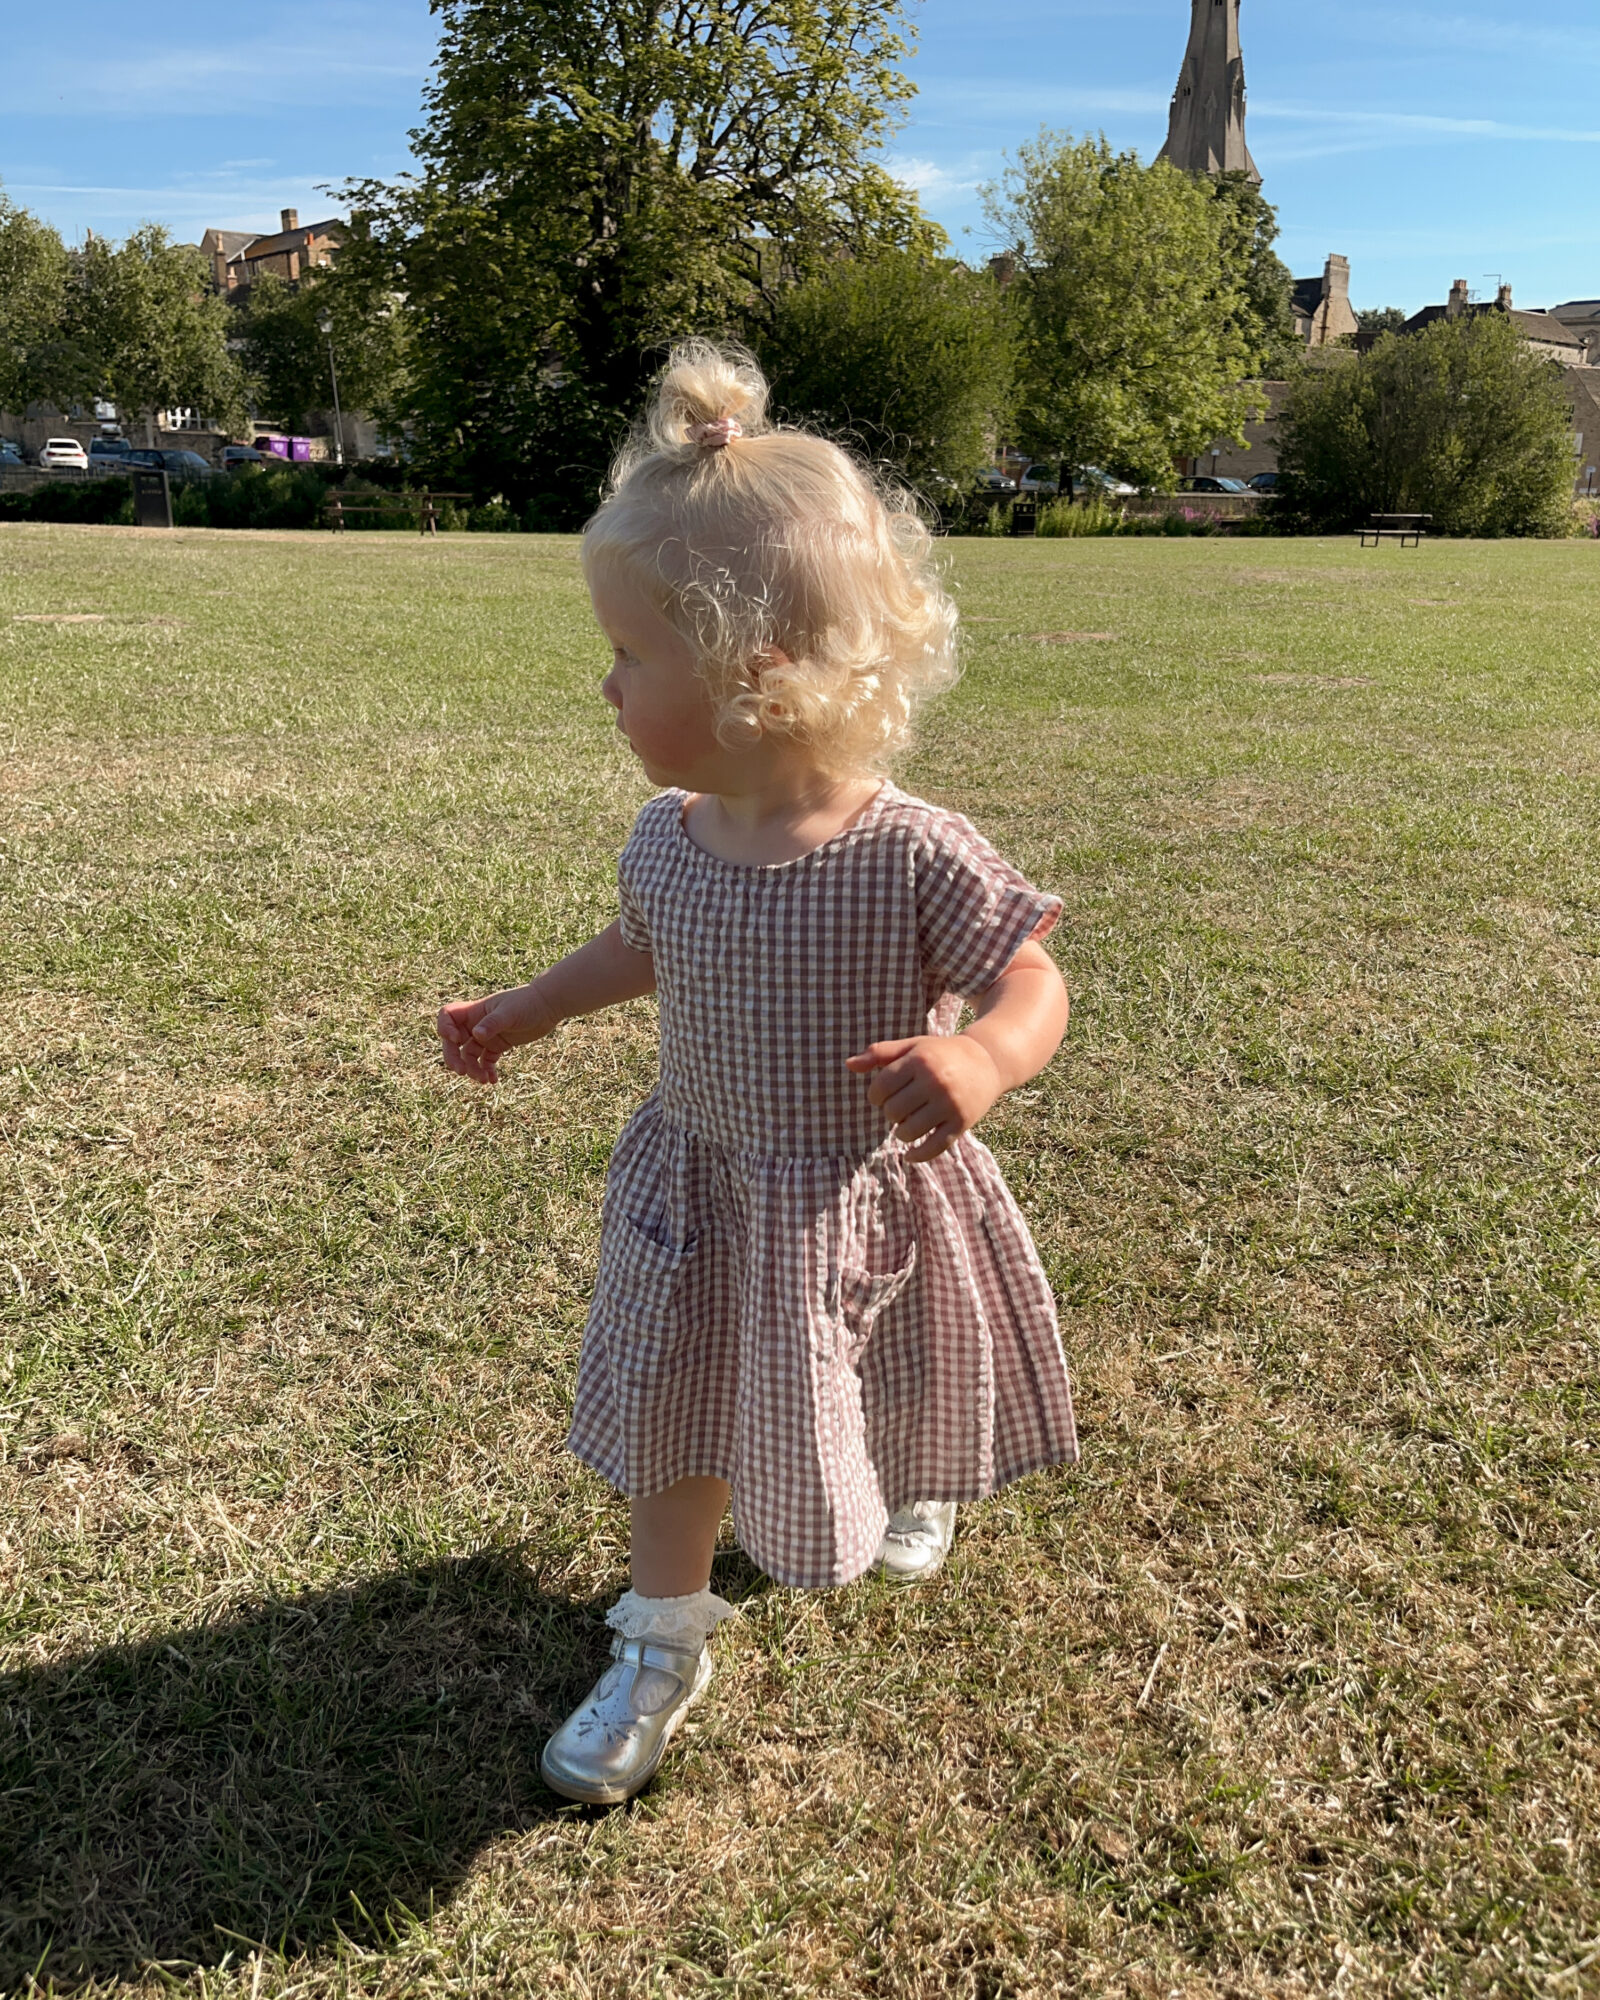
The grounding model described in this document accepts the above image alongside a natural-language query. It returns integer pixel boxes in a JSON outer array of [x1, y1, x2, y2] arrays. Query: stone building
[[1291, 255, 1358, 348], [1158, 0, 1260, 184], [1405, 281, 1586, 364], [201, 209, 345, 295], [1546, 300, 1600, 367]]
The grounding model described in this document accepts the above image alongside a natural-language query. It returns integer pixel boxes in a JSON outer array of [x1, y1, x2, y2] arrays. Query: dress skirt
[[568, 1094, 1079, 1589]]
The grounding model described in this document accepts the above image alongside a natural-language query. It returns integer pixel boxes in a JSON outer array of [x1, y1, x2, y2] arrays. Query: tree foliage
[[64, 227, 246, 436], [984, 135, 1267, 489], [1206, 171, 1297, 376], [236, 265, 406, 436], [0, 190, 80, 412], [345, 0, 936, 520], [0, 202, 245, 434], [1277, 311, 1576, 537], [756, 251, 1011, 501]]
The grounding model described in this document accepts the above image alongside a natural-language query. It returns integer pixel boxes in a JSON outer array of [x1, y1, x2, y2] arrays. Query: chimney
[[281, 207, 299, 233], [1496, 283, 1513, 310], [1324, 254, 1350, 304], [988, 251, 1017, 291], [1447, 278, 1469, 320]]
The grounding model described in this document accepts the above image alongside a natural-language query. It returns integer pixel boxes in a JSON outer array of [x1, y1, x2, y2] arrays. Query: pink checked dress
[[567, 783, 1078, 1588]]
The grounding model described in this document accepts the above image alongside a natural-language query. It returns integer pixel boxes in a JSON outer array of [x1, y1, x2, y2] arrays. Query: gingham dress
[[567, 783, 1078, 1588]]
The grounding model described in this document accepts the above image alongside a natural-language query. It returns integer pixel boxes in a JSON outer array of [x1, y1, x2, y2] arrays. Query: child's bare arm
[[845, 940, 1068, 1162], [438, 920, 657, 1086]]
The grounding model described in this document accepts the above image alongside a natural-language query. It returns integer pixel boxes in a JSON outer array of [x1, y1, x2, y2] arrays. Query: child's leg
[[630, 1475, 731, 1596], [541, 1474, 736, 1806]]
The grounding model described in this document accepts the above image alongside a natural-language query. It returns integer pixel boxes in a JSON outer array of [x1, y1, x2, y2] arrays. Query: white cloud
[[1253, 103, 1600, 148], [1353, 10, 1600, 67], [11, 29, 433, 117], [914, 80, 1169, 123], [884, 153, 987, 199]]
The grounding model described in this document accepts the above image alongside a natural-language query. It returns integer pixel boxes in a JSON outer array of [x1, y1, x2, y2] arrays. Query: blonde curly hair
[[582, 340, 959, 775]]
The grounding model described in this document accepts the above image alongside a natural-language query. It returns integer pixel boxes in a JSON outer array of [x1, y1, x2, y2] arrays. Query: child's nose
[[601, 668, 622, 710]]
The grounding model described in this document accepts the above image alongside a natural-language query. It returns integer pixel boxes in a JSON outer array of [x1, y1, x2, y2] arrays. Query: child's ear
[[750, 646, 793, 680]]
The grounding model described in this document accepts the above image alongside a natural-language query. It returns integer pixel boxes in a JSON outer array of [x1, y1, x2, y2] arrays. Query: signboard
[[131, 468, 172, 529]]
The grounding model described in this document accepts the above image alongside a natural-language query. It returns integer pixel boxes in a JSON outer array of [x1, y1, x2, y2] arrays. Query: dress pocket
[[831, 1156, 919, 1367], [596, 1211, 698, 1340]]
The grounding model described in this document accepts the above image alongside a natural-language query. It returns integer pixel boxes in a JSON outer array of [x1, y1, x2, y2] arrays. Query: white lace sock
[[606, 1587, 739, 1655]]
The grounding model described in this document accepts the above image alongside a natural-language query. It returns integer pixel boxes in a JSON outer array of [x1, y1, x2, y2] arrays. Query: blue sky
[[4, 0, 1598, 314]]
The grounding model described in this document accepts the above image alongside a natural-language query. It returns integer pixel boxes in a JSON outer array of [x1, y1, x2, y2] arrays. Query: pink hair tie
[[688, 416, 743, 450]]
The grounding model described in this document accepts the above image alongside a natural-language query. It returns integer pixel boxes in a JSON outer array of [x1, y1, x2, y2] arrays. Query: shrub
[[0, 477, 134, 526], [1278, 312, 1576, 536], [1037, 497, 1122, 537]]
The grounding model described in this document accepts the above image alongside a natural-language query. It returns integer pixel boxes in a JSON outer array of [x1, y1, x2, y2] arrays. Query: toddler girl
[[438, 343, 1078, 1804]]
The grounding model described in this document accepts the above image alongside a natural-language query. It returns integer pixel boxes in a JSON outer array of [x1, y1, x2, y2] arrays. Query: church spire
[[1158, 0, 1261, 185]]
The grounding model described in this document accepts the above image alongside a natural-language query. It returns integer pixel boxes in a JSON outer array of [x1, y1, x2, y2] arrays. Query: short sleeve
[[617, 862, 652, 953], [916, 814, 1062, 1001]]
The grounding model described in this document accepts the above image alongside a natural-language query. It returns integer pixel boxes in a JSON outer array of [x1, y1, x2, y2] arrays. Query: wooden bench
[[1361, 512, 1431, 549], [324, 488, 472, 536]]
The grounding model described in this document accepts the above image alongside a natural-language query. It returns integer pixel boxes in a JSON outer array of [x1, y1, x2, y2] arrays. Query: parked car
[[1247, 471, 1281, 494], [220, 445, 269, 471], [1019, 463, 1060, 495], [1183, 475, 1251, 494], [1075, 464, 1139, 499], [0, 443, 24, 468], [88, 437, 134, 469], [976, 468, 1017, 493], [37, 437, 90, 470], [124, 447, 214, 478]]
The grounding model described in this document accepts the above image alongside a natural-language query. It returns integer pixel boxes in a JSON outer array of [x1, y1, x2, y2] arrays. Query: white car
[[37, 438, 89, 470], [1077, 465, 1139, 498]]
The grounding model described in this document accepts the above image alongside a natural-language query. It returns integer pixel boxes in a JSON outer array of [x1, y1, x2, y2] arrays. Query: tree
[[1207, 171, 1297, 376], [64, 227, 246, 439], [0, 191, 81, 413], [1357, 306, 1409, 339], [755, 251, 1011, 502], [1276, 311, 1575, 536], [984, 135, 1264, 490], [236, 265, 406, 438], [345, 0, 937, 520]]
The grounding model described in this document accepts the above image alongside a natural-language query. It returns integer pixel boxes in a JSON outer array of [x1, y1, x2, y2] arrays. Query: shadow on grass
[[0, 1549, 631, 1987]]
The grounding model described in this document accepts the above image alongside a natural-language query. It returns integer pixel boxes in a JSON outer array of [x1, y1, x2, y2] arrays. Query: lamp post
[[318, 309, 345, 467]]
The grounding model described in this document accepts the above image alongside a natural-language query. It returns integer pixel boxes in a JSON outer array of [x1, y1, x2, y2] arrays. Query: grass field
[[1, 523, 1597, 1999]]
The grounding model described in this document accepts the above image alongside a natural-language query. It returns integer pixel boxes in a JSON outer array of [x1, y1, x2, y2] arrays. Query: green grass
[[1, 522, 1597, 1998]]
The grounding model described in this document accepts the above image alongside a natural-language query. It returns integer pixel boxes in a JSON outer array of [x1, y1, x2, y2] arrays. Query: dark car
[[1247, 471, 1281, 494], [220, 445, 268, 471], [0, 443, 23, 468], [88, 437, 134, 469], [124, 447, 214, 478], [1184, 475, 1250, 494]]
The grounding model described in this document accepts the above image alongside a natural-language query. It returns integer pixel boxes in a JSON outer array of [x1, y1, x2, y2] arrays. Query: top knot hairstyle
[[582, 340, 959, 775]]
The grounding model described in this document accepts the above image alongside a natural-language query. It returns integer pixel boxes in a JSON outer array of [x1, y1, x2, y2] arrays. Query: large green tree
[[1277, 311, 1575, 536], [0, 191, 81, 414], [346, 0, 936, 520], [1207, 170, 1297, 377], [64, 226, 246, 439], [984, 134, 1267, 489], [756, 251, 1011, 502]]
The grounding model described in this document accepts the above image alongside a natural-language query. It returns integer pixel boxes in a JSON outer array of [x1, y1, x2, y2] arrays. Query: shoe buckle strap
[[609, 1633, 702, 1681]]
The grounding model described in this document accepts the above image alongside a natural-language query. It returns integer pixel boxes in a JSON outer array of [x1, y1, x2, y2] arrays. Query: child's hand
[[846, 1035, 1005, 1163], [437, 982, 558, 1086]]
